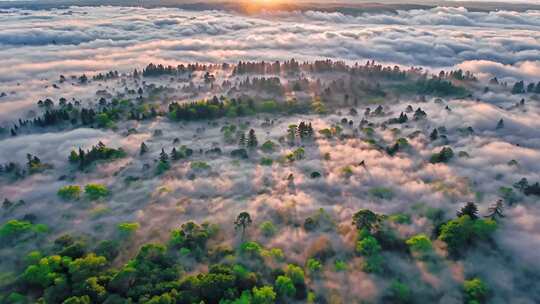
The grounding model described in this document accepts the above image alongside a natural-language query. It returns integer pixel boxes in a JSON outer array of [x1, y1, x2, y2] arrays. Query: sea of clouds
[[1, 4, 540, 302]]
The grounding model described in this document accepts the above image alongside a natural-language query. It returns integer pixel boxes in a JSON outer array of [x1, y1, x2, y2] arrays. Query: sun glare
[[242, 0, 285, 13]]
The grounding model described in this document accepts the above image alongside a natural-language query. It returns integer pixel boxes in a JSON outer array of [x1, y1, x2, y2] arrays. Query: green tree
[[252, 286, 276, 304], [387, 280, 412, 304], [352, 209, 381, 233], [464, 278, 488, 304], [275, 275, 295, 298], [84, 183, 109, 200], [57, 185, 82, 200], [356, 236, 381, 256]]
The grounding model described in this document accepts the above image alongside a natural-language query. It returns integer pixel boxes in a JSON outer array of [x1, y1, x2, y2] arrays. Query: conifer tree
[[247, 129, 258, 148]]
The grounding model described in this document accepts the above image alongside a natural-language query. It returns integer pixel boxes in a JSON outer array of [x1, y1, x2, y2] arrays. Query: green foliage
[[259, 221, 276, 237], [57, 185, 82, 200], [388, 213, 411, 224], [356, 236, 381, 256], [22, 255, 67, 288], [285, 264, 305, 285], [387, 280, 412, 304], [260, 158, 273, 166], [258, 100, 279, 113], [84, 183, 109, 200], [352, 209, 381, 232], [117, 222, 140, 238], [70, 142, 126, 170], [261, 248, 284, 261], [0, 220, 48, 244], [240, 241, 262, 258], [438, 216, 497, 256], [275, 275, 295, 298], [464, 278, 489, 304], [261, 140, 277, 153], [334, 260, 347, 272], [306, 258, 322, 273], [406, 234, 432, 255], [156, 160, 170, 175], [369, 187, 394, 200], [191, 161, 211, 170], [252, 285, 276, 304], [430, 147, 454, 163], [170, 222, 212, 257], [62, 295, 91, 304]]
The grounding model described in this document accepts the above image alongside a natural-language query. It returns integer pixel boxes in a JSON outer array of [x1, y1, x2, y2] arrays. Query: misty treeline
[[1, 59, 476, 139]]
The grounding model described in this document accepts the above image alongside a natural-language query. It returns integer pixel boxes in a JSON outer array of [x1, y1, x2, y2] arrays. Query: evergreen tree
[[430, 129, 438, 141], [485, 200, 504, 220], [238, 133, 247, 147], [140, 142, 148, 155], [247, 129, 258, 148], [171, 147, 179, 161], [496, 119, 504, 129], [306, 123, 314, 139], [511, 81, 525, 94], [457, 202, 479, 220], [159, 149, 169, 163]]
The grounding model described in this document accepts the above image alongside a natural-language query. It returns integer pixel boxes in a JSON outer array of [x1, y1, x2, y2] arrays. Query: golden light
[[241, 0, 287, 14]]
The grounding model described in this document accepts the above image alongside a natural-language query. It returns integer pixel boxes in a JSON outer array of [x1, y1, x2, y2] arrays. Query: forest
[[1, 59, 539, 304]]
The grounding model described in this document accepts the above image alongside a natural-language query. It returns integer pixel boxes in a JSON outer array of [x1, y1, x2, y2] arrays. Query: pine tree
[[159, 149, 169, 163], [306, 123, 314, 139], [457, 202, 479, 220], [485, 200, 504, 220], [430, 129, 438, 141], [247, 129, 258, 148], [496, 119, 504, 130], [171, 147, 179, 161], [140, 142, 148, 155], [78, 148, 85, 169], [238, 133, 247, 147]]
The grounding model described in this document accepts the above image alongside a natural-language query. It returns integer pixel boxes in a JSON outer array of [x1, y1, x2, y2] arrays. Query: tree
[[140, 142, 148, 155], [159, 149, 169, 163], [84, 184, 109, 200], [247, 129, 258, 149], [457, 202, 479, 220], [352, 209, 380, 233], [511, 80, 525, 94], [275, 276, 295, 298], [429, 129, 438, 141], [57, 185, 82, 200], [238, 132, 247, 147], [235, 212, 252, 241], [496, 118, 504, 129], [464, 278, 489, 304], [438, 215, 496, 256], [485, 200, 504, 220], [252, 286, 276, 304], [513, 177, 529, 191]]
